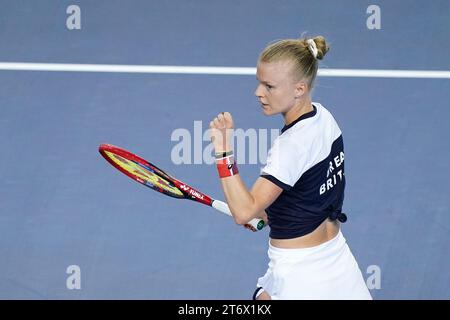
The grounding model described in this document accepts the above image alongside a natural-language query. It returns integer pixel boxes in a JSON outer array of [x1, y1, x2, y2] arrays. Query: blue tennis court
[[0, 0, 449, 299]]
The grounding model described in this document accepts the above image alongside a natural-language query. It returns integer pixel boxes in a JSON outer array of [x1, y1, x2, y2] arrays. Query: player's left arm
[[221, 175, 281, 225], [210, 112, 282, 225]]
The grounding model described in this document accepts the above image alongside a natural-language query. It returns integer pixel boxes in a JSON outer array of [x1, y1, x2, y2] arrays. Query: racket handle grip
[[212, 200, 266, 232]]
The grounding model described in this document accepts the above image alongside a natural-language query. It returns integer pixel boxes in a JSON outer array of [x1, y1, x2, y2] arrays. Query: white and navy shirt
[[261, 103, 346, 239]]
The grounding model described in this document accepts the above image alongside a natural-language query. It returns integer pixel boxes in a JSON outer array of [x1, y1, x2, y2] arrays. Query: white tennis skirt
[[256, 230, 372, 300]]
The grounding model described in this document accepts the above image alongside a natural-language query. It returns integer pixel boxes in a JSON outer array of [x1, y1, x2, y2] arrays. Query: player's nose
[[254, 84, 264, 98]]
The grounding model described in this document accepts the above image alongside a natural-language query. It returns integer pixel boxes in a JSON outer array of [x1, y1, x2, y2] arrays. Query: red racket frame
[[99, 143, 213, 206]]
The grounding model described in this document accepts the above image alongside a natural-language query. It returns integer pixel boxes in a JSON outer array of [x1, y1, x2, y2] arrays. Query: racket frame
[[99, 143, 265, 231]]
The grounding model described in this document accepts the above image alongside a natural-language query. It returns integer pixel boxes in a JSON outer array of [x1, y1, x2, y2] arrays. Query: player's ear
[[294, 80, 307, 99]]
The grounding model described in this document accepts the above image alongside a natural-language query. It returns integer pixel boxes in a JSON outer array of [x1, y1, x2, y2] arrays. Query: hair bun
[[312, 36, 329, 60]]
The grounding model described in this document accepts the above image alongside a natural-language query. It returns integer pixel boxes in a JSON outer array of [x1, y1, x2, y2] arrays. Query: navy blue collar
[[281, 105, 317, 134]]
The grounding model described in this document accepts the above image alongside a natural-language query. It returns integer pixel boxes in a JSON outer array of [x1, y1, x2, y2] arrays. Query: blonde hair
[[258, 35, 329, 89]]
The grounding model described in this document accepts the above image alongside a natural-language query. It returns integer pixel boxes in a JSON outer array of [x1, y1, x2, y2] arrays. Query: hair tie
[[306, 39, 318, 59]]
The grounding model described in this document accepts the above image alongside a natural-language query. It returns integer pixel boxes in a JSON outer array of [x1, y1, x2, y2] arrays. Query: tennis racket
[[98, 144, 266, 232]]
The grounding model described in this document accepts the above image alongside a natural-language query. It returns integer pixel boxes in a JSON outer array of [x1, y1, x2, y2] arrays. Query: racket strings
[[104, 151, 183, 197]]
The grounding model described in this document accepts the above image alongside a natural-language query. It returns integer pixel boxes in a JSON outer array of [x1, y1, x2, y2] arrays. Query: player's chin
[[260, 105, 273, 115]]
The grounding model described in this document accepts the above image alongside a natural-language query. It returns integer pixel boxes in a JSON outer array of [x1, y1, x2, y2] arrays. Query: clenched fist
[[209, 112, 234, 153]]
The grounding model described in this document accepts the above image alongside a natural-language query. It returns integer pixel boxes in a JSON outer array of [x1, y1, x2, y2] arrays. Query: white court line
[[0, 62, 449, 79]]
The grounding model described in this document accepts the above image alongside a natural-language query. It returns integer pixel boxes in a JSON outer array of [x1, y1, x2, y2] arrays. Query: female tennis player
[[209, 35, 372, 300]]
